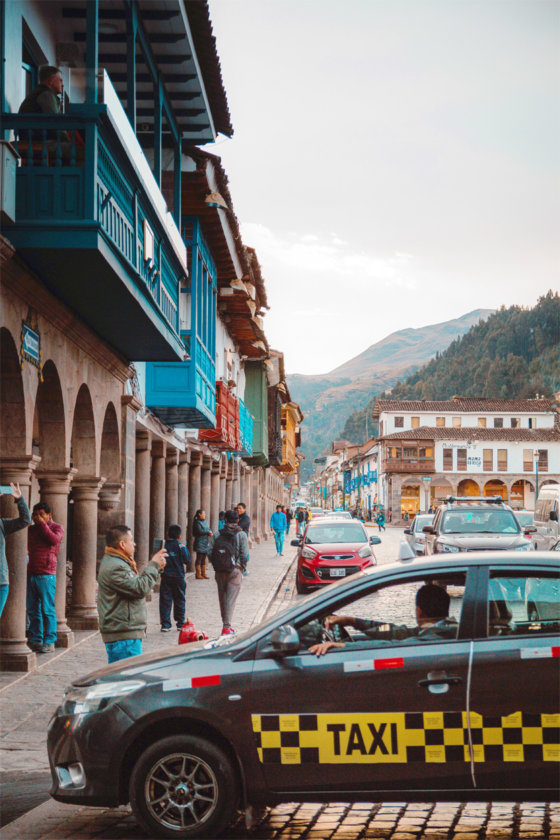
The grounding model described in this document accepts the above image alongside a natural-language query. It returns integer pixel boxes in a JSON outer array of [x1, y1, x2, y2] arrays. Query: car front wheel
[[296, 574, 309, 594], [129, 734, 238, 839]]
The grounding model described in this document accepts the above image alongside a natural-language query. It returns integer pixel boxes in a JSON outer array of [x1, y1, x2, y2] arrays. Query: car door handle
[[418, 675, 462, 687]]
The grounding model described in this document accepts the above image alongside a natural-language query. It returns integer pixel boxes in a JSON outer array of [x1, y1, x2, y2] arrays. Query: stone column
[[225, 460, 233, 511], [165, 449, 179, 528], [37, 468, 77, 648], [239, 466, 246, 507], [177, 452, 190, 539], [232, 459, 240, 507], [68, 476, 105, 631], [245, 468, 254, 547], [134, 431, 151, 572], [251, 467, 261, 543], [0, 457, 40, 671], [188, 451, 202, 554], [149, 440, 166, 551], [120, 395, 142, 528], [201, 457, 212, 518], [219, 457, 227, 515], [210, 465, 221, 532]]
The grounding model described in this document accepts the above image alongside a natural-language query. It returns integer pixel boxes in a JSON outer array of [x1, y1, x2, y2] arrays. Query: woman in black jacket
[[192, 509, 212, 579]]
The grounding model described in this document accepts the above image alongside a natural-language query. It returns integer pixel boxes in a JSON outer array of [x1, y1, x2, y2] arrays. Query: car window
[[297, 571, 466, 650], [514, 512, 533, 528], [305, 523, 367, 544], [413, 515, 434, 533], [441, 509, 519, 534], [487, 572, 560, 637]]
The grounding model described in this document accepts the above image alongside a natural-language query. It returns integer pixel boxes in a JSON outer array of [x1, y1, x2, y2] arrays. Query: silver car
[[403, 513, 434, 555]]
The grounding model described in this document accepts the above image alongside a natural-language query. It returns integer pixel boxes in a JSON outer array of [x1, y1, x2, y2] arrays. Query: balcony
[[237, 399, 254, 458], [244, 361, 269, 467], [383, 458, 436, 474], [279, 437, 298, 474], [2, 73, 186, 362], [199, 382, 240, 449]]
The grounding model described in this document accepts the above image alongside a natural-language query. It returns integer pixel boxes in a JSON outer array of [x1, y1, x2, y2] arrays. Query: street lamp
[[533, 449, 540, 501]]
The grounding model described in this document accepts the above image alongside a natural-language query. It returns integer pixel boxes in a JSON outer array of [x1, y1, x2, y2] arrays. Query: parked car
[[326, 510, 353, 519], [48, 552, 560, 839], [309, 506, 326, 519], [292, 517, 380, 593], [403, 512, 435, 555], [533, 484, 560, 550], [423, 496, 532, 554]]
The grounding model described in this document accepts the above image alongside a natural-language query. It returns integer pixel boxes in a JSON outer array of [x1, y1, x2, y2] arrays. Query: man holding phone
[[0, 484, 31, 618], [97, 525, 167, 663]]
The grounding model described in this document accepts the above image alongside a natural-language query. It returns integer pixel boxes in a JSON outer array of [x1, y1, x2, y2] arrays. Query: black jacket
[[238, 512, 251, 534], [162, 539, 190, 579]]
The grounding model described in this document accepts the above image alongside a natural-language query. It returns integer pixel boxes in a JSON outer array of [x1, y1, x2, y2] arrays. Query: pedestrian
[[270, 505, 288, 556], [376, 508, 386, 532], [160, 524, 190, 633], [27, 501, 64, 653], [209, 509, 249, 635], [97, 525, 166, 663], [218, 510, 226, 531], [0, 484, 31, 619], [285, 508, 293, 534], [295, 506, 306, 535], [192, 509, 212, 580], [387, 508, 392, 523], [236, 502, 251, 575]]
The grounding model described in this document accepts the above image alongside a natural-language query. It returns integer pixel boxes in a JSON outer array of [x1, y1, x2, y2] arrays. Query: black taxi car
[[48, 553, 560, 839]]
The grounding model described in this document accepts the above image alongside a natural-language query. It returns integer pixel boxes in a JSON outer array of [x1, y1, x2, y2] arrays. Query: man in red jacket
[[27, 502, 64, 653]]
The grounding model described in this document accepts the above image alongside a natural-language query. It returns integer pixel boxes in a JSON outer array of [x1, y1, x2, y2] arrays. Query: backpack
[[209, 528, 238, 572]]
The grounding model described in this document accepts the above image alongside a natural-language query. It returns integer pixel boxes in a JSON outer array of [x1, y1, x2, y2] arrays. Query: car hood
[[438, 534, 530, 549]]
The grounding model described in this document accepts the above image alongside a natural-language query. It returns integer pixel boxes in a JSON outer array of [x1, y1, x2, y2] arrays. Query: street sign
[[422, 476, 432, 482]]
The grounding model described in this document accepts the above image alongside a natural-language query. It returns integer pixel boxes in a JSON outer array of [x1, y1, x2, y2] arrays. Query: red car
[[292, 517, 381, 594]]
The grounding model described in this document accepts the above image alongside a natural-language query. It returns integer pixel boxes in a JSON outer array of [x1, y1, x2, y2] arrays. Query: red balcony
[[199, 381, 240, 450]]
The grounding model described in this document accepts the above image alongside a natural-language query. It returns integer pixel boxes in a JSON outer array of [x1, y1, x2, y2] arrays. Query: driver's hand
[[309, 641, 346, 657], [324, 615, 353, 631]]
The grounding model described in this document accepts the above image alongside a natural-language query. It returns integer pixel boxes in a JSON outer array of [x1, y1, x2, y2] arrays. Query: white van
[[533, 484, 560, 550]]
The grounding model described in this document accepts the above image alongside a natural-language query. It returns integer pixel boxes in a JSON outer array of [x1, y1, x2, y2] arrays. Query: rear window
[[305, 523, 367, 544], [441, 509, 520, 534], [414, 514, 434, 532]]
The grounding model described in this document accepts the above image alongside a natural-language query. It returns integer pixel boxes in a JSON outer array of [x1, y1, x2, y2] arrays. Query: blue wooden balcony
[[2, 85, 186, 361]]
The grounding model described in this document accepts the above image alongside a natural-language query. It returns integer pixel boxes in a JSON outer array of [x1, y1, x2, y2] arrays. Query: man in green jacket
[[97, 525, 167, 663]]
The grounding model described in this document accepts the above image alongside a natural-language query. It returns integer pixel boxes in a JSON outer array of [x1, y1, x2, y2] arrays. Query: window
[[528, 417, 537, 429], [478, 417, 487, 428], [494, 418, 504, 428], [403, 447, 417, 459], [443, 449, 453, 471], [435, 416, 445, 427], [452, 416, 461, 428], [411, 416, 420, 428], [538, 449, 548, 472], [394, 416, 404, 428], [497, 449, 507, 471], [523, 449, 533, 471], [487, 573, 560, 638], [389, 447, 401, 460], [483, 449, 493, 470], [457, 449, 467, 470], [511, 418, 520, 429], [419, 446, 433, 459]]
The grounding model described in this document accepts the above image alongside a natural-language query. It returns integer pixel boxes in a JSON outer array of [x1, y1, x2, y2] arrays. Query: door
[[469, 564, 560, 794], [248, 568, 476, 795]]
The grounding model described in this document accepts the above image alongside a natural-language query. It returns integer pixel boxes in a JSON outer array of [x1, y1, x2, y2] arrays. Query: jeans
[[105, 638, 142, 663], [273, 529, 285, 554], [0, 584, 8, 619], [159, 575, 186, 629], [27, 574, 57, 645]]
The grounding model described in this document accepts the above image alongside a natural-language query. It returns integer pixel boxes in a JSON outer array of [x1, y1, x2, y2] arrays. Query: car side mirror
[[404, 527, 412, 535], [290, 539, 302, 547], [550, 510, 558, 522], [369, 535, 381, 545], [423, 525, 435, 534], [268, 624, 300, 657]]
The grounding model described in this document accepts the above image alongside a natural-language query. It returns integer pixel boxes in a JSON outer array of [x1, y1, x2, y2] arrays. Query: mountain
[[288, 309, 494, 481]]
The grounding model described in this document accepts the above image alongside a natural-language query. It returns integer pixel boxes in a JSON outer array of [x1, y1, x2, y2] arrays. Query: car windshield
[[413, 514, 434, 532], [305, 523, 367, 544], [441, 508, 520, 534]]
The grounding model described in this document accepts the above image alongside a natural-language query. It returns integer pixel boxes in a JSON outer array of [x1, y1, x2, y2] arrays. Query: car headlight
[[514, 544, 531, 551], [61, 680, 145, 715], [301, 547, 317, 560], [439, 543, 461, 553], [358, 545, 373, 558]]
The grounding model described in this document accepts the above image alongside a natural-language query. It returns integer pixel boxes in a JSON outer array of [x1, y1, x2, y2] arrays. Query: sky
[[206, 0, 560, 376]]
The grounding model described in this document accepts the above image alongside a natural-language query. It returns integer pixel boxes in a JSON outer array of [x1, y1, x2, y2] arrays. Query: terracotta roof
[[379, 426, 560, 442], [184, 0, 234, 138], [373, 398, 555, 417]]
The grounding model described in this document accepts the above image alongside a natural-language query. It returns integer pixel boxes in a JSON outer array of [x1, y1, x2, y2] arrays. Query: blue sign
[[22, 324, 40, 362]]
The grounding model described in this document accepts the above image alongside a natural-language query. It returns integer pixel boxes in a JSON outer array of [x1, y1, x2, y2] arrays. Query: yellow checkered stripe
[[251, 711, 560, 765]]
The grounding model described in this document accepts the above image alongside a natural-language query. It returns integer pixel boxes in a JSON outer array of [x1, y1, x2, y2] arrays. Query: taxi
[[47, 553, 560, 839]]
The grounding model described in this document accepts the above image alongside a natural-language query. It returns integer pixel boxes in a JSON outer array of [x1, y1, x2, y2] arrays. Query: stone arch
[[541, 479, 559, 488], [100, 402, 120, 482], [33, 360, 66, 470], [400, 478, 421, 517], [457, 478, 481, 497], [0, 327, 26, 458], [71, 385, 97, 474], [430, 477, 453, 506], [484, 479, 507, 499], [511, 479, 534, 508]]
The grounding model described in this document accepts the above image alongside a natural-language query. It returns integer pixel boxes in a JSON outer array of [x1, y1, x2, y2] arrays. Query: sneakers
[[40, 643, 55, 653], [221, 626, 236, 635], [161, 627, 172, 633]]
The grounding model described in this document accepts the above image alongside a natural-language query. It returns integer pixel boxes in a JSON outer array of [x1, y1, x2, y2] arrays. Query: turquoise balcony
[[2, 74, 186, 362]]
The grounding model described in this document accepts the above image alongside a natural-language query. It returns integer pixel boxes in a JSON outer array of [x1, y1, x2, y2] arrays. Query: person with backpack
[[270, 505, 287, 556], [192, 509, 212, 579], [159, 524, 191, 633], [295, 507, 306, 535], [208, 509, 249, 635]]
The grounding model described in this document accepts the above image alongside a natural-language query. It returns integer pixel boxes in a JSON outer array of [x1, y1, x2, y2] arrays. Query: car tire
[[295, 575, 308, 595], [129, 734, 239, 839]]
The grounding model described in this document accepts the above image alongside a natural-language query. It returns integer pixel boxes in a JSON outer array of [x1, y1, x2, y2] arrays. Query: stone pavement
[[1, 525, 559, 839]]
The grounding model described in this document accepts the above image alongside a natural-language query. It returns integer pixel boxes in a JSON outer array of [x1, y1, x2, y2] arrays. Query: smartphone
[[153, 538, 164, 553], [0, 485, 13, 494]]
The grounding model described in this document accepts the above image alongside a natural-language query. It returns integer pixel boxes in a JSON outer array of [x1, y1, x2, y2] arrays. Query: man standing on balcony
[[19, 66, 63, 115]]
